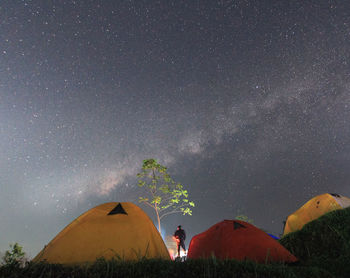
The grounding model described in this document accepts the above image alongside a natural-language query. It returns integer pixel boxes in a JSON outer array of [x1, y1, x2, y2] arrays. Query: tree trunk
[[155, 206, 161, 235], [157, 214, 161, 235]]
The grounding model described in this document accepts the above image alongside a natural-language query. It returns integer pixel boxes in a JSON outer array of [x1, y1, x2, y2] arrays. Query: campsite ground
[[2, 207, 350, 278]]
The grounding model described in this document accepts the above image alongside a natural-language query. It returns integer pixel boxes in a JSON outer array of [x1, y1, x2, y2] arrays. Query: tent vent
[[108, 203, 128, 215], [233, 222, 246, 230], [330, 193, 341, 198]]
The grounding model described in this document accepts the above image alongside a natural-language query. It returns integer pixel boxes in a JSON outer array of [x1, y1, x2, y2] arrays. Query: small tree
[[236, 214, 254, 223], [137, 158, 195, 234], [2, 243, 26, 267]]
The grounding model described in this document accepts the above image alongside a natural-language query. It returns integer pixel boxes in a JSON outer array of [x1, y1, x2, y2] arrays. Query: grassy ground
[[0, 258, 332, 278], [279, 206, 350, 278]]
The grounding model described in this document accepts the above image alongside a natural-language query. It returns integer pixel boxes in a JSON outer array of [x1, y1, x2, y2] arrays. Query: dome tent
[[33, 202, 170, 264], [187, 220, 297, 263], [283, 193, 350, 235]]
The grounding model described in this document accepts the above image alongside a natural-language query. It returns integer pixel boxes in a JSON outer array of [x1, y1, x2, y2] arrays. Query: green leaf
[[138, 197, 149, 203]]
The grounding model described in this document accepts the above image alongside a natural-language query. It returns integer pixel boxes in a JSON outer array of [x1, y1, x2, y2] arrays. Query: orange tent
[[33, 202, 170, 264], [283, 193, 350, 235], [187, 220, 297, 263]]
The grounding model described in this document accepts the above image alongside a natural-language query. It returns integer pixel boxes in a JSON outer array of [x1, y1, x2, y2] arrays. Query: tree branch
[[159, 210, 183, 219], [141, 201, 154, 209], [158, 200, 190, 213]]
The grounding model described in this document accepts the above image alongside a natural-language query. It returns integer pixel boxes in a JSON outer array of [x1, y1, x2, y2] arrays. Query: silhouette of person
[[173, 225, 186, 257]]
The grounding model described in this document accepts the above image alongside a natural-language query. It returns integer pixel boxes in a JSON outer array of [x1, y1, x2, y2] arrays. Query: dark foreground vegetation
[[3, 207, 350, 278], [280, 206, 350, 278], [0, 258, 331, 278]]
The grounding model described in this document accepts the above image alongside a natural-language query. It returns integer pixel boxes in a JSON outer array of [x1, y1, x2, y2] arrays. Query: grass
[[0, 258, 332, 278], [279, 206, 350, 277]]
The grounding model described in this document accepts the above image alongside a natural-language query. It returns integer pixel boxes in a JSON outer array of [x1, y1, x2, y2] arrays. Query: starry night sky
[[1, 0, 350, 258]]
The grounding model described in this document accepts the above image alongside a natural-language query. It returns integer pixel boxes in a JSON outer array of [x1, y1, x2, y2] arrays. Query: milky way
[[1, 1, 350, 257]]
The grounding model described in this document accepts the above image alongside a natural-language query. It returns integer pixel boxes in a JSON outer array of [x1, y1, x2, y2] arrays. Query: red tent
[[187, 220, 297, 263]]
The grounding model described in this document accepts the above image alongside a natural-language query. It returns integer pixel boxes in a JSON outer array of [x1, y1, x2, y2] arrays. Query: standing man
[[174, 225, 186, 257]]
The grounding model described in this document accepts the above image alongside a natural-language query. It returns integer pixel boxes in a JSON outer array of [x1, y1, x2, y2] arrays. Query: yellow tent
[[33, 202, 170, 264], [283, 193, 350, 235]]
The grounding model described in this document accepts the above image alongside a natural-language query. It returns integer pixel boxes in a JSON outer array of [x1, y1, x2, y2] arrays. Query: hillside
[[280, 206, 350, 277]]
